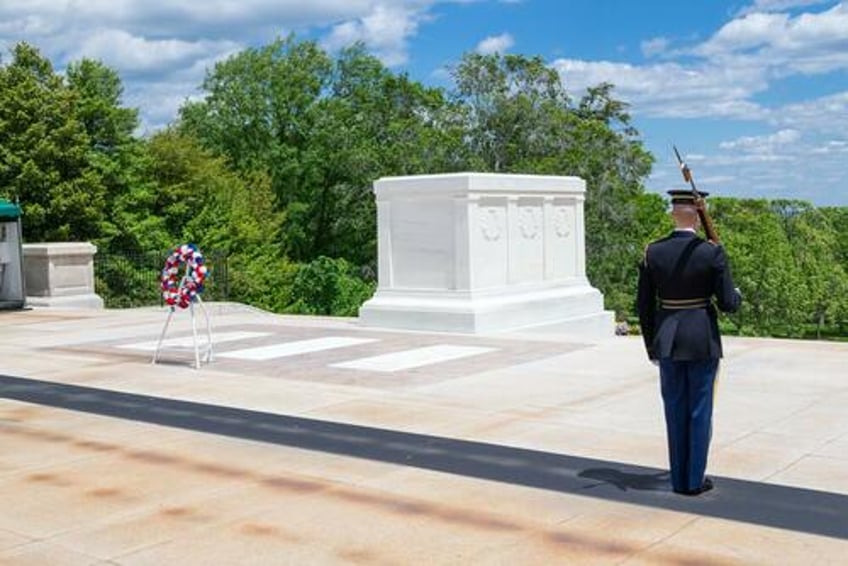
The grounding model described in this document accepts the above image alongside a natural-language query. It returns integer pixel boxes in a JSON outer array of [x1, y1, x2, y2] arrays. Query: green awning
[[0, 199, 21, 221]]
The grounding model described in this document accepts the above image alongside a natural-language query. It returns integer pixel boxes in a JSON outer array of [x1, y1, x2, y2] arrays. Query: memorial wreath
[[160, 243, 208, 309]]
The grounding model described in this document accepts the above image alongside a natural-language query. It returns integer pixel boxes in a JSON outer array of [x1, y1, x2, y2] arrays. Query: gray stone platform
[[1, 304, 846, 564]]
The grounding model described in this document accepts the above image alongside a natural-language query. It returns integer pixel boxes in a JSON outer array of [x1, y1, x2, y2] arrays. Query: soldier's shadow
[[577, 468, 669, 492]]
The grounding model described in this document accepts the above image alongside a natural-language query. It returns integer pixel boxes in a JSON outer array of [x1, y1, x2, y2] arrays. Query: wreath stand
[[152, 291, 214, 369], [152, 244, 214, 370]]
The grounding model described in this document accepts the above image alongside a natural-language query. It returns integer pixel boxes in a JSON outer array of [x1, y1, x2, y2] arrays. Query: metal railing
[[94, 250, 229, 308]]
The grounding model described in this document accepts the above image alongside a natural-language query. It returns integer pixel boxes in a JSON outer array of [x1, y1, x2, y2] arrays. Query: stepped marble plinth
[[358, 173, 613, 337]]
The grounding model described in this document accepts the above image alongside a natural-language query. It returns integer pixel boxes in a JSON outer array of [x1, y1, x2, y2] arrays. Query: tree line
[[1, 38, 845, 339]]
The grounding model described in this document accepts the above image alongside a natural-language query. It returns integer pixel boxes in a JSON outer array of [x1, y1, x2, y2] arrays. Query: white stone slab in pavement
[[218, 336, 379, 361], [331, 344, 497, 372], [118, 331, 270, 351]]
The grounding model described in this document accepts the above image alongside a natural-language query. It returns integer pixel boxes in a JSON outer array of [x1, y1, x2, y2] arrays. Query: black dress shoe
[[675, 477, 714, 496]]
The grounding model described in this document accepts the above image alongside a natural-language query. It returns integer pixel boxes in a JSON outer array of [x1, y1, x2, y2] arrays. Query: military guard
[[637, 189, 742, 495]]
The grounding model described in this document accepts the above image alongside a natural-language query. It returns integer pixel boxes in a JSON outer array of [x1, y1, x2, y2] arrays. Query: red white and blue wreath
[[160, 244, 208, 309]]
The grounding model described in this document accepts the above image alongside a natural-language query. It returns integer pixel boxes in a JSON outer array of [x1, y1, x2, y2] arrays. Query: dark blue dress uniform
[[637, 198, 741, 495]]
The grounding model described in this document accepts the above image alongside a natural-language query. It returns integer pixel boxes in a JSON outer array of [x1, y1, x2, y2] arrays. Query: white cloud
[[697, 12, 788, 56], [322, 3, 426, 66], [707, 140, 844, 202], [0, 1, 377, 41], [0, 0, 466, 128], [475, 33, 514, 55], [649, 86, 848, 204], [770, 90, 848, 135], [640, 37, 669, 58], [719, 128, 802, 152], [6, 0, 838, 130], [552, 2, 847, 122], [548, 2, 846, 205], [1, 0, 846, 204], [552, 58, 768, 119], [737, 0, 833, 15], [67, 29, 240, 76], [810, 139, 848, 154], [696, 3, 848, 75]]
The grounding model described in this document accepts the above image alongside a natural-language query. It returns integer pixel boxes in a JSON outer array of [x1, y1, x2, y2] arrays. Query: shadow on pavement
[[2, 373, 845, 540]]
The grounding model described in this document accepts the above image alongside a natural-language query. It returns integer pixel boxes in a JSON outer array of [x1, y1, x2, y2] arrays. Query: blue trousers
[[659, 358, 719, 493]]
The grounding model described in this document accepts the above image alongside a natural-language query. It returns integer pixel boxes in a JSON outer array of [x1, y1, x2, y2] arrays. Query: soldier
[[637, 189, 742, 495]]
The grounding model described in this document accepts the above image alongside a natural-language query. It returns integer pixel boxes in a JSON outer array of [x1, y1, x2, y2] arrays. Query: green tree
[[0, 42, 105, 241], [710, 198, 806, 336], [450, 53, 654, 317], [635, 192, 673, 244], [304, 45, 462, 265], [821, 207, 848, 270], [94, 128, 293, 309], [179, 35, 332, 207], [822, 207, 848, 336], [65, 59, 138, 152], [288, 256, 375, 316], [450, 52, 573, 172], [64, 58, 149, 253], [145, 129, 291, 309], [771, 200, 848, 338], [179, 36, 337, 264], [180, 38, 462, 268]]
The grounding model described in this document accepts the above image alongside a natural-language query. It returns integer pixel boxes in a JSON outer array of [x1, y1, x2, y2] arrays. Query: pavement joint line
[[2, 373, 847, 541]]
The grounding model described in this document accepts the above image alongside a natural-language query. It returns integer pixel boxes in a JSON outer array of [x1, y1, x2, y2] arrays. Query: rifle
[[673, 145, 720, 244]]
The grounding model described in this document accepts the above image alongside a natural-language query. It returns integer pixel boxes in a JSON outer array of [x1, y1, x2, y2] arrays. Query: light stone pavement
[[1, 303, 846, 565]]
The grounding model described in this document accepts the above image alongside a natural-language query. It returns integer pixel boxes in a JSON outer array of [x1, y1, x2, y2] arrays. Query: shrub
[[287, 256, 375, 316]]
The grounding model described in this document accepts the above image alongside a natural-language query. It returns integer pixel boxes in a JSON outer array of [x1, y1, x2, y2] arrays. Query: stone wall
[[23, 242, 104, 309]]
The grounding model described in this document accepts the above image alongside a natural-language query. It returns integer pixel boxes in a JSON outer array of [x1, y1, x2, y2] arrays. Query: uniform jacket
[[637, 231, 742, 361]]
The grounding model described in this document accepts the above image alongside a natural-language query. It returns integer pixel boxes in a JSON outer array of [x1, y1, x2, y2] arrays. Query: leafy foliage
[[180, 38, 461, 268], [709, 198, 805, 335], [288, 256, 375, 316], [770, 200, 848, 337], [449, 55, 654, 317], [3, 39, 846, 335], [0, 43, 106, 241]]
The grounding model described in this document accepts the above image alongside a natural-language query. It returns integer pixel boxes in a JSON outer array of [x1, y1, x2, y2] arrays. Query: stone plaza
[[1, 304, 847, 564], [1, 173, 846, 563]]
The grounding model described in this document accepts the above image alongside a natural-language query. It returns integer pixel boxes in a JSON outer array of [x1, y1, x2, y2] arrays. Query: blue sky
[[1, 1, 846, 205]]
